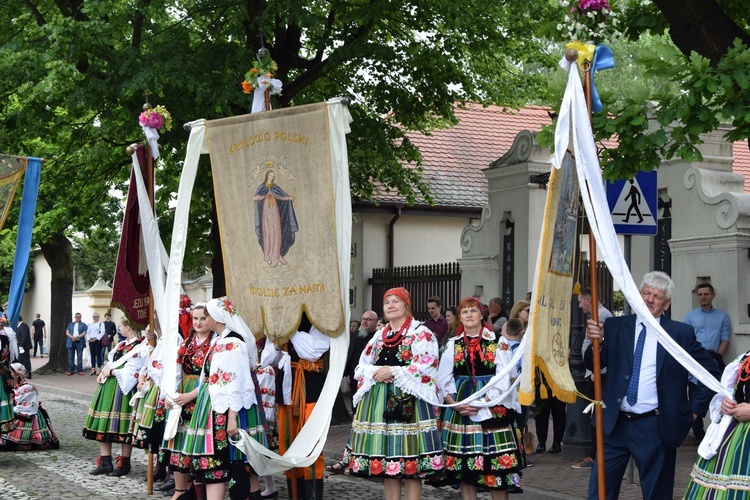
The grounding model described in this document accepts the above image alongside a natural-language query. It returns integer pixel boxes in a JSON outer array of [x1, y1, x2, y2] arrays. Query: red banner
[[111, 144, 151, 329]]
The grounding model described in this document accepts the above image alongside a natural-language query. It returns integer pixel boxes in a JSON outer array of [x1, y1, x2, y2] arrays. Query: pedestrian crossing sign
[[605, 170, 658, 235]]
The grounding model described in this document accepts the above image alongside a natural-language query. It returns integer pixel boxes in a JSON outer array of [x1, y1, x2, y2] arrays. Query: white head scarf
[[206, 297, 258, 369], [11, 362, 27, 380]]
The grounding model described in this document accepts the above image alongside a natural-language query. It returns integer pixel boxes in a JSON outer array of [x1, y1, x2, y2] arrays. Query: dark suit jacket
[[345, 330, 376, 379], [16, 321, 32, 350], [584, 314, 720, 448]]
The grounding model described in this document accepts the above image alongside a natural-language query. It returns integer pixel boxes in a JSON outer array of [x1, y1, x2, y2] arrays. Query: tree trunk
[[654, 0, 750, 64], [37, 233, 73, 374]]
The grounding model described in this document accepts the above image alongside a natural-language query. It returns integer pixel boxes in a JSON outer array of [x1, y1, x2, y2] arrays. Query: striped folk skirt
[[1, 405, 59, 451], [345, 382, 443, 479], [181, 384, 267, 483], [131, 382, 163, 451], [684, 419, 750, 499], [438, 374, 523, 492], [0, 384, 14, 433], [162, 374, 200, 472], [82, 376, 136, 444]]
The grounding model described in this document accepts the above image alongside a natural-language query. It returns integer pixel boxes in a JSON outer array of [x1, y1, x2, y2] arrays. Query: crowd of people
[[1, 269, 749, 500]]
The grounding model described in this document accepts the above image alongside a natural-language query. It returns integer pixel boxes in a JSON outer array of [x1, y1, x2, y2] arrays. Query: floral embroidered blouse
[[436, 328, 520, 413], [353, 320, 440, 406], [201, 329, 258, 413], [13, 383, 38, 416], [109, 337, 147, 394]]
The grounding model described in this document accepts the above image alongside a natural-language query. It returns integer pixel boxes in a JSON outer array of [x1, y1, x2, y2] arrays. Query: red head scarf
[[178, 294, 194, 340], [383, 287, 412, 318]]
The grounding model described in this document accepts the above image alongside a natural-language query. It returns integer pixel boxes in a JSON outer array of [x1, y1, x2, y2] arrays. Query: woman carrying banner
[[436, 297, 524, 499], [344, 287, 443, 500], [130, 331, 169, 484], [182, 297, 267, 500], [161, 303, 214, 500], [84, 317, 148, 476], [684, 351, 750, 498], [1, 363, 59, 450]]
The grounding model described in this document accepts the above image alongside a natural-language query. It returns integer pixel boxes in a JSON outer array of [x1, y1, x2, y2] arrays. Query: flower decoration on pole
[[139, 104, 172, 159], [558, 0, 617, 113], [559, 0, 621, 46], [242, 49, 283, 113]]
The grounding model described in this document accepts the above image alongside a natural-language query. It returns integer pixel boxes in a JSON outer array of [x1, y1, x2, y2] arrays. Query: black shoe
[[152, 464, 167, 482], [536, 443, 546, 453], [108, 457, 131, 477], [549, 443, 562, 454], [261, 492, 279, 499], [156, 477, 176, 491], [89, 456, 113, 475]]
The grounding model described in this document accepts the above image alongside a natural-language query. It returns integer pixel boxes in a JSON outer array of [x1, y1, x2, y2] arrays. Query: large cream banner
[[519, 151, 579, 405], [207, 103, 344, 341]]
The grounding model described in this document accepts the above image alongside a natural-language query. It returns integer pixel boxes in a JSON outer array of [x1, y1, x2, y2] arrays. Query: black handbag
[[383, 387, 416, 422], [228, 459, 250, 500]]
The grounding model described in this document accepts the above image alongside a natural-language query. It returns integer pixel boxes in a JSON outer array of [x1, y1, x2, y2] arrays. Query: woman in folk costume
[[132, 296, 196, 490], [161, 303, 215, 500], [256, 335, 279, 499], [84, 317, 148, 476], [130, 331, 169, 481], [262, 314, 329, 500], [684, 351, 750, 499], [182, 297, 267, 500], [0, 321, 14, 434], [436, 297, 524, 499], [1, 363, 59, 450], [0, 316, 18, 363], [344, 287, 443, 500]]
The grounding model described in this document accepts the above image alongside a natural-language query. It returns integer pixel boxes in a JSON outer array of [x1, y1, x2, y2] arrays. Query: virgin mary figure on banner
[[254, 168, 299, 268]]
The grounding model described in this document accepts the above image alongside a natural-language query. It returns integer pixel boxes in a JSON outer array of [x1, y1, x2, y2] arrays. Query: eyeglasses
[[361, 318, 375, 322]]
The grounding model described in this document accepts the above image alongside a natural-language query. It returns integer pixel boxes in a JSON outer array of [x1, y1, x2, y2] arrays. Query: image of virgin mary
[[253, 169, 299, 268]]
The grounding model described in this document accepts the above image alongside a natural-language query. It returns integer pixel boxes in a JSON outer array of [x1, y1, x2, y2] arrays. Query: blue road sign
[[605, 170, 658, 235]]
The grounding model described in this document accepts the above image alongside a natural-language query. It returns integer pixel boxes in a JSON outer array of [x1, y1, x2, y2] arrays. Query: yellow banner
[[519, 152, 579, 405], [206, 103, 344, 341], [0, 155, 28, 232]]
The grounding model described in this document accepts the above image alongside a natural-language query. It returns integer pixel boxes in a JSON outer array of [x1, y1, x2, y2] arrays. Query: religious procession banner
[[111, 144, 152, 330], [206, 102, 345, 341], [518, 151, 579, 405], [4, 155, 41, 325]]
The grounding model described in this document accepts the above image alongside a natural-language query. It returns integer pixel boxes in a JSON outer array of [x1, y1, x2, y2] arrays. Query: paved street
[[0, 356, 703, 498]]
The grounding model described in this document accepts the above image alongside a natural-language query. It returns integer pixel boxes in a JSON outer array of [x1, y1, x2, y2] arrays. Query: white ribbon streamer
[[141, 125, 160, 158], [555, 55, 731, 400]]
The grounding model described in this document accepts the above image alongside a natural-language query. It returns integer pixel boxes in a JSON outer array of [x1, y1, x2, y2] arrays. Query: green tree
[[589, 0, 749, 179], [0, 0, 561, 371]]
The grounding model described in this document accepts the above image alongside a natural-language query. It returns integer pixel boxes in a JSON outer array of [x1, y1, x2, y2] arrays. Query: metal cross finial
[[257, 30, 265, 48], [143, 90, 152, 111]]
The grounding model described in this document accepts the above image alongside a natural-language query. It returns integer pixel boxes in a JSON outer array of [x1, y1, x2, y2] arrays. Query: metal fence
[[580, 259, 614, 312], [369, 262, 461, 320]]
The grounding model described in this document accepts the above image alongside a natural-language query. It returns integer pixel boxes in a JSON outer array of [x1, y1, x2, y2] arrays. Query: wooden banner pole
[[580, 55, 606, 500]]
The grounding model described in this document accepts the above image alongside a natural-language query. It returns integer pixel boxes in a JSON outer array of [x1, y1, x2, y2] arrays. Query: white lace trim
[[392, 367, 439, 405], [210, 390, 257, 413]]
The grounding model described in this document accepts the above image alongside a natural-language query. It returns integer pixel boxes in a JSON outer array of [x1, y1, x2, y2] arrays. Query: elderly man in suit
[[584, 271, 720, 499]]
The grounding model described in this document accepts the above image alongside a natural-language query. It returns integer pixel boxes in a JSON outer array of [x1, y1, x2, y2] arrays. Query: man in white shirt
[[85, 313, 105, 376], [584, 272, 719, 499]]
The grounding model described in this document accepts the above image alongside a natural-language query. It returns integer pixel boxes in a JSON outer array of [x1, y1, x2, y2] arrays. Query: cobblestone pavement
[[0, 392, 460, 499], [0, 358, 702, 499]]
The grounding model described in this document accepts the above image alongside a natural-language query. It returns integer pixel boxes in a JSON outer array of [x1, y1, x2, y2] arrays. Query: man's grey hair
[[640, 271, 674, 300]]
